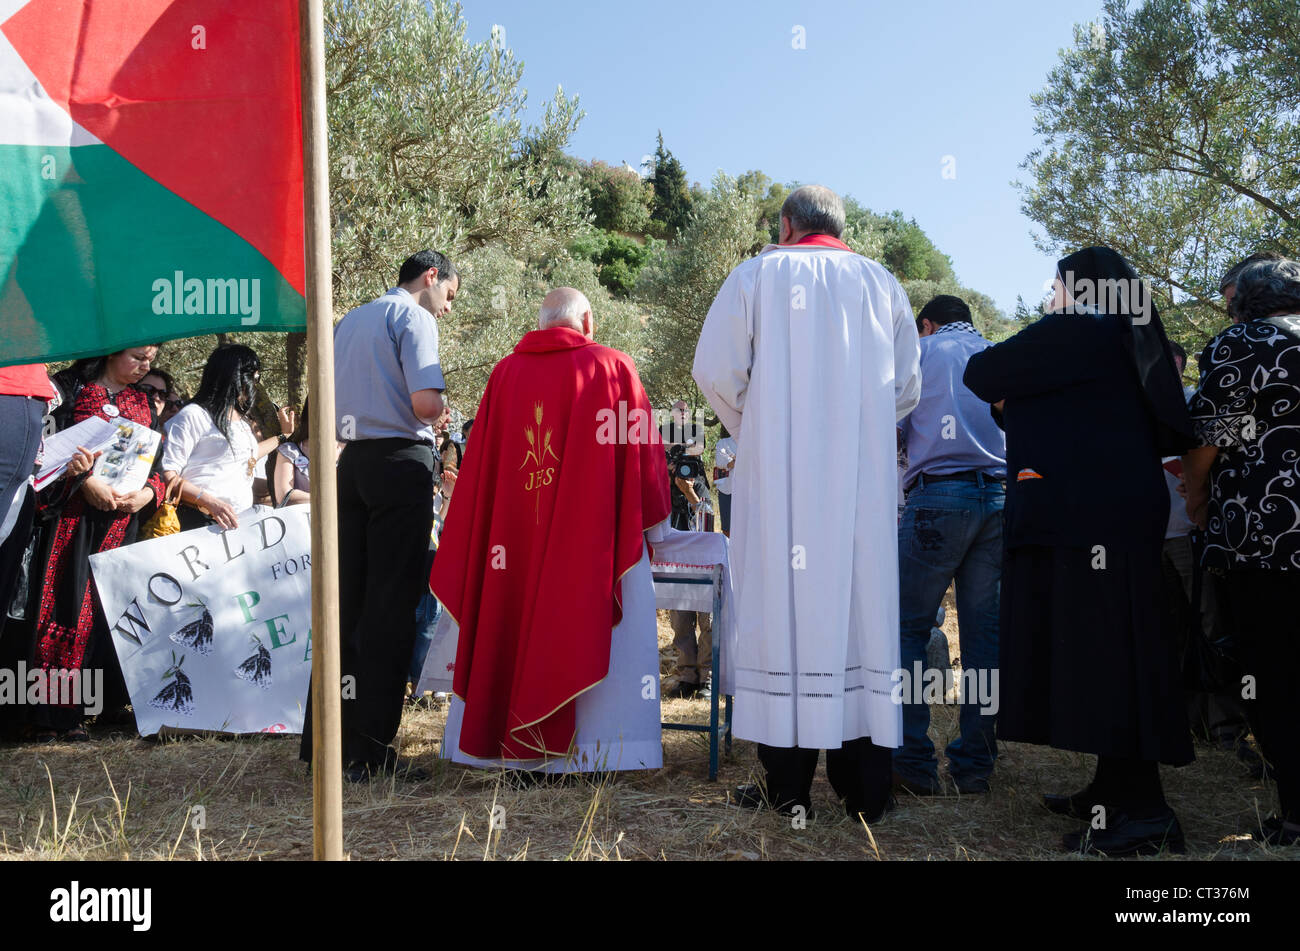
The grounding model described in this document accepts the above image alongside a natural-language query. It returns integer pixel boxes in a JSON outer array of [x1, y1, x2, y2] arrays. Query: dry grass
[[0, 598, 1291, 861]]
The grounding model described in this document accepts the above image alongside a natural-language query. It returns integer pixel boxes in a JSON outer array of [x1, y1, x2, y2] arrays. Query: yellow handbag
[[139, 475, 184, 539]]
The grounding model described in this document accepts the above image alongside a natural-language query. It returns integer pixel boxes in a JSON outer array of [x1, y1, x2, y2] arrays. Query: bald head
[[780, 184, 845, 242], [538, 287, 594, 337]]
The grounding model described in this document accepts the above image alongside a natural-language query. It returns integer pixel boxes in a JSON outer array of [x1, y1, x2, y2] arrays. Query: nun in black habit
[[964, 247, 1195, 856]]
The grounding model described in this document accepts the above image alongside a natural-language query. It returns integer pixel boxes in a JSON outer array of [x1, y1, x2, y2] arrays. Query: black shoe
[[732, 782, 814, 819], [346, 754, 431, 784], [666, 681, 703, 699], [501, 769, 578, 789], [344, 762, 372, 784], [96, 705, 136, 726], [1235, 743, 1267, 781], [734, 782, 765, 809], [892, 770, 941, 797], [846, 795, 896, 824], [952, 775, 990, 795], [1043, 787, 1097, 821], [1062, 808, 1186, 857], [384, 757, 431, 783], [1254, 816, 1300, 847]]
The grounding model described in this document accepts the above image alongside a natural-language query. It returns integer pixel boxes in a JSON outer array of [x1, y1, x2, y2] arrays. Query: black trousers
[[1219, 568, 1299, 822], [1160, 535, 1249, 742], [1088, 756, 1167, 816], [301, 438, 434, 769], [758, 737, 893, 818]]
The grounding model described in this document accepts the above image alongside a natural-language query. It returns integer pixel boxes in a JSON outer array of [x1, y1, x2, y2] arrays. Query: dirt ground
[[0, 592, 1289, 861]]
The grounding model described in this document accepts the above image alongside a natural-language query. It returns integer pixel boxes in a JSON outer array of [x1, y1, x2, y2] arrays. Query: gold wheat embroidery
[[520, 401, 560, 523]]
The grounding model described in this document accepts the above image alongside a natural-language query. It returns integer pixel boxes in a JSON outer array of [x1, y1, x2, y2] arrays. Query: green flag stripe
[[0, 143, 305, 367]]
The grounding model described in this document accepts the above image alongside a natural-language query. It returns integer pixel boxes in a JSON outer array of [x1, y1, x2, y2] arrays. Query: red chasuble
[[431, 327, 671, 759]]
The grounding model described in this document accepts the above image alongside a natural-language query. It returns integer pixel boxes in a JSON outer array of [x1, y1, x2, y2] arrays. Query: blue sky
[[462, 0, 1108, 314]]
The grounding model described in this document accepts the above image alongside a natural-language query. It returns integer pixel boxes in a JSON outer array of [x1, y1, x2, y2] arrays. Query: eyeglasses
[[138, 385, 166, 398]]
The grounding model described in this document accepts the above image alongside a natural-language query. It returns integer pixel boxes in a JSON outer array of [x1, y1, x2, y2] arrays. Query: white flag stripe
[[0, 2, 101, 147]]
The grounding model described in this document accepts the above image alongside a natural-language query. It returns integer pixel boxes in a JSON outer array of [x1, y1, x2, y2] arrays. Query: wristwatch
[[277, 433, 290, 444]]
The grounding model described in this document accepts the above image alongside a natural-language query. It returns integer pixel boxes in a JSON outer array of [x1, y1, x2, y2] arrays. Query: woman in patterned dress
[[1184, 257, 1300, 847], [26, 345, 164, 741]]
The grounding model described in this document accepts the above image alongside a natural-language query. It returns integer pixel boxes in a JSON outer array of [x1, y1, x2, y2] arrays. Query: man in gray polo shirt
[[895, 294, 1006, 796], [300, 249, 457, 783]]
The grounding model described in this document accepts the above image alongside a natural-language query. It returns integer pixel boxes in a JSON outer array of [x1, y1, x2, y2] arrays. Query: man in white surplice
[[692, 185, 921, 820]]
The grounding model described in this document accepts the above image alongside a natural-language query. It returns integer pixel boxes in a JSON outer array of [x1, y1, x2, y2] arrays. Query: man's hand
[[80, 475, 118, 511]]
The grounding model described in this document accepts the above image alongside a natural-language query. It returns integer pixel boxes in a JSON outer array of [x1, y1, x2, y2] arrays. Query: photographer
[[665, 420, 714, 699]]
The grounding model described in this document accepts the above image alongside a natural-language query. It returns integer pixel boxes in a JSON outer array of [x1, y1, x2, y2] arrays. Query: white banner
[[89, 506, 313, 735]]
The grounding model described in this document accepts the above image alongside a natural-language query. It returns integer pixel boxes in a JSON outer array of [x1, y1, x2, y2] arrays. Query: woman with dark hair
[[19, 345, 164, 741], [964, 247, 1196, 856], [138, 366, 182, 426], [161, 344, 295, 530]]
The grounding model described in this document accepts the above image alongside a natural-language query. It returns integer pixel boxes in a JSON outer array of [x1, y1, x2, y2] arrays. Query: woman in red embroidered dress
[[26, 346, 163, 741]]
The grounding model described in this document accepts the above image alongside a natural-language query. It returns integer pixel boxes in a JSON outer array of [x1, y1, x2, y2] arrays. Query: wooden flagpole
[[300, 0, 343, 861]]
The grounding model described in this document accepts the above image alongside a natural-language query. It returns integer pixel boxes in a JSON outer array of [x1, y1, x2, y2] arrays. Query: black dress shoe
[[846, 794, 896, 824], [344, 762, 372, 784], [734, 782, 766, 809], [1062, 808, 1186, 857], [1255, 816, 1300, 847], [1236, 743, 1267, 781], [732, 782, 814, 819], [951, 775, 990, 795], [891, 771, 941, 796], [1043, 787, 1097, 821], [346, 755, 431, 784]]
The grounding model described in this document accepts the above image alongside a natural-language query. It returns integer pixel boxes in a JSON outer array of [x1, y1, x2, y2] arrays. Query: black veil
[[1056, 246, 1194, 456]]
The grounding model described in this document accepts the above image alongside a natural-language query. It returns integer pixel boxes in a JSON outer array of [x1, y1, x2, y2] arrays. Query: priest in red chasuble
[[431, 287, 672, 772]]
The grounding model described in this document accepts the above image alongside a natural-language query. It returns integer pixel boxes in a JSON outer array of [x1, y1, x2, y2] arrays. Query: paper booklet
[[34, 415, 161, 494]]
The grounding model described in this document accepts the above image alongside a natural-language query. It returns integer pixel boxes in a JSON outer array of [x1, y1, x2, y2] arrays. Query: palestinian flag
[[0, 0, 306, 367]]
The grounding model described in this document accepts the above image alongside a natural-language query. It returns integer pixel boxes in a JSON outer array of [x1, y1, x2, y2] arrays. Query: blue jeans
[[409, 548, 441, 686], [0, 396, 44, 543], [895, 474, 1003, 787]]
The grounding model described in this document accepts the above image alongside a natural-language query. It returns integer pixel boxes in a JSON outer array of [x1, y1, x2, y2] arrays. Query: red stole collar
[[792, 233, 852, 252]]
